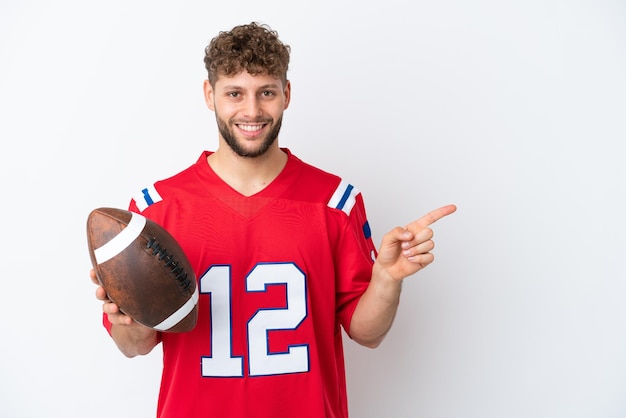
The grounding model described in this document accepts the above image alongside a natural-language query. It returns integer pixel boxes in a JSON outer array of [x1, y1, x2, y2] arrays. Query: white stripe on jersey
[[94, 212, 147, 264], [134, 184, 163, 212], [327, 179, 360, 216], [153, 286, 200, 331]]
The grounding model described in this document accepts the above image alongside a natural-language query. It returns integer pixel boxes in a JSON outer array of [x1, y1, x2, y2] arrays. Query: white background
[[1, 1, 625, 417]]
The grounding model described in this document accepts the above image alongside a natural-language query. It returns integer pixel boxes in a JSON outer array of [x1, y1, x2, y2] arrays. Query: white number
[[247, 263, 308, 376], [199, 265, 243, 377], [200, 263, 309, 377]]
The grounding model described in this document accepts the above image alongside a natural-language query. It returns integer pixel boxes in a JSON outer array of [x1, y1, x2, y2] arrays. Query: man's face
[[204, 71, 291, 158]]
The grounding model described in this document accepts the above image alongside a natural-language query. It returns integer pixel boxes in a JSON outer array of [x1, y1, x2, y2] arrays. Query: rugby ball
[[87, 207, 198, 332]]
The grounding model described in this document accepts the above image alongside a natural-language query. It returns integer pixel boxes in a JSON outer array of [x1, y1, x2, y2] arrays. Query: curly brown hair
[[203, 22, 291, 87]]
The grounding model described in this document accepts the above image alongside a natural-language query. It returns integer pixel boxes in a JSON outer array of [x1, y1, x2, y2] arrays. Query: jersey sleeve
[[331, 190, 378, 336]]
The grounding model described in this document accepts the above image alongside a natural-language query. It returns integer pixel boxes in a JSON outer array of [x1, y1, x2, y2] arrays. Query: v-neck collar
[[196, 148, 299, 218]]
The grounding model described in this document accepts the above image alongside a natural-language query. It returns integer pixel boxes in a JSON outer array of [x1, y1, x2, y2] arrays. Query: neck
[[207, 143, 288, 197]]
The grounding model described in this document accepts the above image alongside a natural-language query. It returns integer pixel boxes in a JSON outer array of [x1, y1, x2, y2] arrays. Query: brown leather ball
[[87, 207, 198, 333]]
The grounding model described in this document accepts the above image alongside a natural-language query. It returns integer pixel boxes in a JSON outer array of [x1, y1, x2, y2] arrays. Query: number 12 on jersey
[[200, 263, 310, 377]]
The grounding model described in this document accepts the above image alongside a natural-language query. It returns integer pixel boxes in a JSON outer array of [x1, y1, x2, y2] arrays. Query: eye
[[262, 90, 276, 97], [228, 91, 241, 98]]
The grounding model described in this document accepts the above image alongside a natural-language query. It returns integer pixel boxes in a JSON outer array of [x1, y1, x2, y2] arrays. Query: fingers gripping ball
[[87, 207, 198, 332]]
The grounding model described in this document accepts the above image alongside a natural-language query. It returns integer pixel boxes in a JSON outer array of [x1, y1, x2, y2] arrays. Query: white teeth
[[239, 124, 263, 132]]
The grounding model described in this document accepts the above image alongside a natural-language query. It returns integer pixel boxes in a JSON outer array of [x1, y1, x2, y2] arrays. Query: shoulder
[[129, 151, 211, 213], [285, 150, 362, 216]]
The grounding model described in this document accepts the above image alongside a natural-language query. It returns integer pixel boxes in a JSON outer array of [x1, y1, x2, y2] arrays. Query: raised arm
[[349, 204, 457, 348]]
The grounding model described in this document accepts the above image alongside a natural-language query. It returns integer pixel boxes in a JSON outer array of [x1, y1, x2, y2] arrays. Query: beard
[[216, 113, 283, 158]]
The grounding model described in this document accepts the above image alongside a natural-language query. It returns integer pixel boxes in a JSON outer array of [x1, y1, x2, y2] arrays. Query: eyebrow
[[222, 83, 281, 90]]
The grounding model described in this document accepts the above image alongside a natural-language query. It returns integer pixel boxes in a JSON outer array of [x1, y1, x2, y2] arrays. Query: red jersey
[[104, 149, 377, 418]]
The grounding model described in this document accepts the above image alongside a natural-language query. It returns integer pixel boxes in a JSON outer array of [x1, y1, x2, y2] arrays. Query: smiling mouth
[[237, 124, 265, 133]]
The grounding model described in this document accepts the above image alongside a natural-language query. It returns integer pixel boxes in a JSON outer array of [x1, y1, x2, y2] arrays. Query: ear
[[203, 79, 215, 111], [283, 80, 291, 110]]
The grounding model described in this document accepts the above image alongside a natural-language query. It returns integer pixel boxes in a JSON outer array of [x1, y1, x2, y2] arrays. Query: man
[[91, 22, 456, 417]]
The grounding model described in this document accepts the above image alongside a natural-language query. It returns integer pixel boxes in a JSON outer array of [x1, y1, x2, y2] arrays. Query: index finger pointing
[[408, 204, 457, 231]]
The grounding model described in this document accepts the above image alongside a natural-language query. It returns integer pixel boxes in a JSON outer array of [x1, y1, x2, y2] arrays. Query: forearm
[[349, 263, 402, 348], [110, 323, 159, 358]]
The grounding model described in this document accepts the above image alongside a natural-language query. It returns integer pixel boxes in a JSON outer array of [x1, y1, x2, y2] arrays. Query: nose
[[243, 96, 262, 118]]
